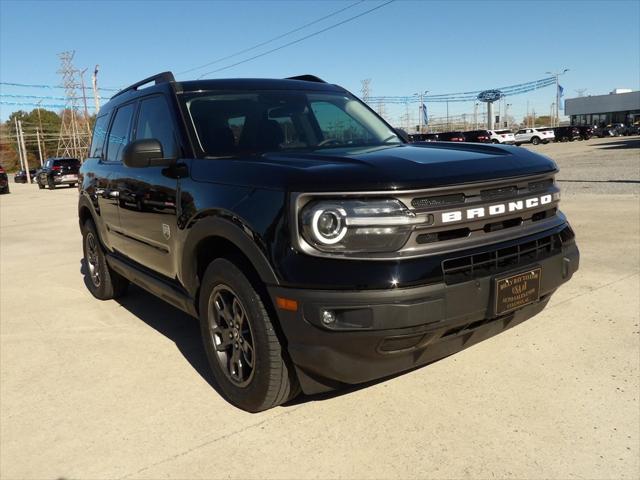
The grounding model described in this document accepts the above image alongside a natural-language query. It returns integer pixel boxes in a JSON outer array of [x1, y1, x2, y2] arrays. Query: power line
[[1, 93, 74, 101], [178, 0, 365, 76], [0, 100, 93, 109], [0, 81, 119, 91], [197, 0, 395, 78]]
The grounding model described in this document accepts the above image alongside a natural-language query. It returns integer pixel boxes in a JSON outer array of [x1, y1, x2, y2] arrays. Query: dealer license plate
[[62, 174, 77, 181], [494, 268, 541, 315]]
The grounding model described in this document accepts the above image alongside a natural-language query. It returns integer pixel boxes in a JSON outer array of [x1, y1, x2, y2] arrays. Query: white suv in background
[[488, 129, 516, 144], [514, 127, 555, 145]]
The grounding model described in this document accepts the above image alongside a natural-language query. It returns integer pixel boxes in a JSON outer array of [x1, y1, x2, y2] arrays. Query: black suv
[[575, 125, 594, 140], [463, 130, 491, 143], [79, 72, 579, 412], [438, 131, 466, 142], [553, 126, 580, 142], [408, 133, 439, 142], [36, 157, 80, 189]]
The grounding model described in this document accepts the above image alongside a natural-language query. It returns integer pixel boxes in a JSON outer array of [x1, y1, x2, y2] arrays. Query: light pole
[[474, 102, 479, 129], [546, 68, 569, 126], [91, 64, 101, 114], [413, 90, 429, 133], [505, 103, 511, 128]]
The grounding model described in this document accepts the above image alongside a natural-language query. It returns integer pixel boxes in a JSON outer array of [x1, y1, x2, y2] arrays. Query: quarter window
[[135, 96, 177, 158], [90, 112, 111, 158], [106, 103, 135, 163]]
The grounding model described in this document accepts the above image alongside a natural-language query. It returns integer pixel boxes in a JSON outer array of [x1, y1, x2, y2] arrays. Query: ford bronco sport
[[78, 72, 579, 412]]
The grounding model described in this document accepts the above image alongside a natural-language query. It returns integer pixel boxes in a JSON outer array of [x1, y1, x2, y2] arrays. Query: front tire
[[199, 258, 299, 412], [81, 220, 129, 300]]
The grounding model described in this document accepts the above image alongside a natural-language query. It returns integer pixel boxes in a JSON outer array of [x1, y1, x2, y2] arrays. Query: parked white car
[[488, 129, 516, 144], [514, 127, 555, 145]]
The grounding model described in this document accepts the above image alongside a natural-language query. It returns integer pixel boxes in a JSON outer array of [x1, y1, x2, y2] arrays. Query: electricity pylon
[[56, 51, 89, 160]]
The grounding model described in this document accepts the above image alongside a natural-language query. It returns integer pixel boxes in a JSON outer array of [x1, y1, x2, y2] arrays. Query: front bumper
[[270, 234, 579, 395]]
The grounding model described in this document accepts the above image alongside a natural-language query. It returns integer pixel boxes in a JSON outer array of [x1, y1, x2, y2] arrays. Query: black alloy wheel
[[198, 258, 299, 412], [81, 220, 129, 300], [207, 284, 256, 387], [85, 231, 101, 288]]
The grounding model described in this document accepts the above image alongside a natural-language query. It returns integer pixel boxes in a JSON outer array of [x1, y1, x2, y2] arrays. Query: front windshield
[[182, 91, 401, 157]]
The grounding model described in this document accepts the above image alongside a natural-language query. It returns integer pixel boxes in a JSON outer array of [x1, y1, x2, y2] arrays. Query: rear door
[[115, 94, 180, 278]]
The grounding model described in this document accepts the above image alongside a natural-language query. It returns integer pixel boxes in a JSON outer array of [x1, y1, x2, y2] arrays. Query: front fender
[[180, 214, 280, 297]]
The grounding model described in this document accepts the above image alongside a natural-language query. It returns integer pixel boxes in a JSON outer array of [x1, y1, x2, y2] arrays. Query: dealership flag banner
[[422, 103, 428, 125], [558, 84, 564, 111]]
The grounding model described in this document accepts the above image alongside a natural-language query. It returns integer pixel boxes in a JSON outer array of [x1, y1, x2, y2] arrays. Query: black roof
[[103, 72, 346, 112], [176, 78, 344, 93]]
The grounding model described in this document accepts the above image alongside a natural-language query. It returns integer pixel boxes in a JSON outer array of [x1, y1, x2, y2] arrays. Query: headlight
[[300, 199, 431, 253]]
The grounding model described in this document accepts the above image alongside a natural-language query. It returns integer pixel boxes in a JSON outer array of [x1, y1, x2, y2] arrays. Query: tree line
[[0, 109, 94, 172]]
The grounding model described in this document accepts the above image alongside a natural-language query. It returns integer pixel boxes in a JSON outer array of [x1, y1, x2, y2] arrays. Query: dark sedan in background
[[14, 169, 38, 183], [0, 165, 9, 194]]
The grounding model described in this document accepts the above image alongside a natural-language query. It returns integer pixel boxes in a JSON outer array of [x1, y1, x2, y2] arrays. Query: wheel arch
[[181, 216, 280, 314], [78, 194, 96, 230]]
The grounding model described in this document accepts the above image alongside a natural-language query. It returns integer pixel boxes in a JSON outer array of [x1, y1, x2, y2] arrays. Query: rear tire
[[37, 181, 44, 190], [199, 258, 299, 412], [48, 177, 55, 190], [81, 219, 129, 300], [491, 139, 500, 144], [531, 136, 540, 145]]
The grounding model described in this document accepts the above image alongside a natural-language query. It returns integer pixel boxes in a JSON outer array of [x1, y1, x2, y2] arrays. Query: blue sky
[[1, 0, 639, 124]]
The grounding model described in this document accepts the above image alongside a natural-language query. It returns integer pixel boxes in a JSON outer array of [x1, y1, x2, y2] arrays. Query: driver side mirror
[[394, 128, 410, 143], [122, 138, 170, 168]]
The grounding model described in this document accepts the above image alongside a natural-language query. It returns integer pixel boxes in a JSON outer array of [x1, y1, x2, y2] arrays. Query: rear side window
[[53, 159, 80, 168], [135, 96, 177, 158], [90, 112, 111, 158], [106, 103, 135, 163]]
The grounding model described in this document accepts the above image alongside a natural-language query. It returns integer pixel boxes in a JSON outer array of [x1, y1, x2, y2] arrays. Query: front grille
[[528, 179, 554, 192], [441, 233, 562, 285], [480, 185, 517, 200], [411, 193, 465, 209]]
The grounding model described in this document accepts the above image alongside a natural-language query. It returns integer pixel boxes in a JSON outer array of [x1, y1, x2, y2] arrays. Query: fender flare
[[180, 215, 280, 297], [78, 194, 98, 230]]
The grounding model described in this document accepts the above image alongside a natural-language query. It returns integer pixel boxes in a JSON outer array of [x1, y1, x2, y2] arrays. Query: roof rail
[[286, 74, 326, 83], [111, 71, 175, 99]]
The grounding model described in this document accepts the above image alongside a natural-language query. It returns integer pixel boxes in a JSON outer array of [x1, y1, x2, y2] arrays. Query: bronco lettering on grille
[[442, 194, 552, 223]]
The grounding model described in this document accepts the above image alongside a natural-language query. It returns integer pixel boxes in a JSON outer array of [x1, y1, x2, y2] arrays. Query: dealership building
[[565, 89, 640, 126]]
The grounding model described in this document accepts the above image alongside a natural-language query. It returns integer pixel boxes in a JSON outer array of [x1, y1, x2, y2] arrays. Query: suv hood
[[192, 143, 557, 191]]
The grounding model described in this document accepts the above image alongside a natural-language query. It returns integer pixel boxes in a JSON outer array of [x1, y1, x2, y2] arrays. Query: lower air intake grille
[[442, 233, 562, 285]]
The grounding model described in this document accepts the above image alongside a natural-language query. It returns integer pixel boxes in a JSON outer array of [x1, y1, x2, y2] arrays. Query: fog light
[[321, 310, 336, 325]]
